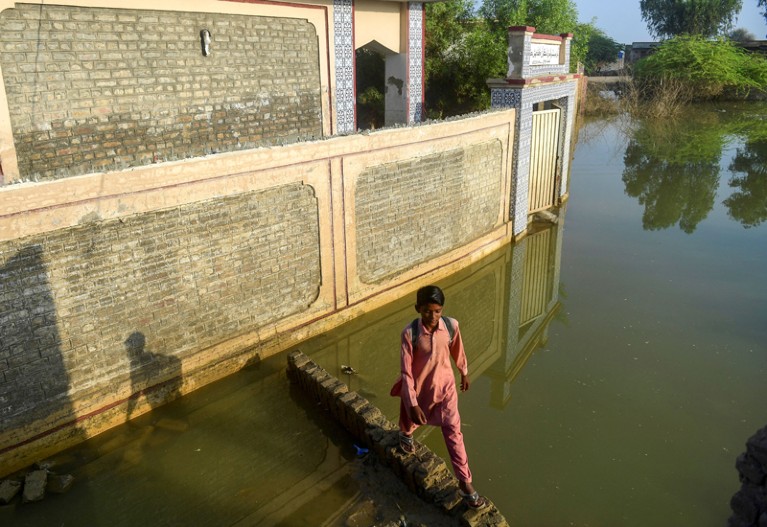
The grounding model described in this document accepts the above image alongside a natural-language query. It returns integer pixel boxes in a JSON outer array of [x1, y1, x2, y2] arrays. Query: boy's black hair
[[416, 285, 445, 307]]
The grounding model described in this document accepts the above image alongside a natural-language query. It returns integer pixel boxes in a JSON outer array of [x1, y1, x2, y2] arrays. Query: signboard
[[529, 42, 560, 65]]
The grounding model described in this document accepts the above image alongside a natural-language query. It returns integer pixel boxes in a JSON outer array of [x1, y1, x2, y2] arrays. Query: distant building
[[738, 40, 767, 56], [628, 40, 767, 63], [628, 42, 661, 63]]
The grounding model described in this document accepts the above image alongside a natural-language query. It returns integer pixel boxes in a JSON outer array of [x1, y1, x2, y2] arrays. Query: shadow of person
[[124, 331, 183, 421], [0, 244, 86, 474]]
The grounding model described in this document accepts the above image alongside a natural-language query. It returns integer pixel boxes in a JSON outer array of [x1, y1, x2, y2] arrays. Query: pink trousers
[[399, 398, 472, 483]]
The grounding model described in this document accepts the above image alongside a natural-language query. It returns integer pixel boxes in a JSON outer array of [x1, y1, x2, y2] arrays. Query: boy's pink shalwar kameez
[[395, 316, 472, 483]]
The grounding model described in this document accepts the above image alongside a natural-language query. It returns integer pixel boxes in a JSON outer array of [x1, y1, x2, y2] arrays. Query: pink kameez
[[394, 316, 473, 483]]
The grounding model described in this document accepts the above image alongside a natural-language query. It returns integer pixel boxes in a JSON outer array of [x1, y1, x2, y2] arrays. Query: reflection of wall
[[487, 217, 564, 408], [304, 242, 513, 420], [302, 214, 565, 418], [0, 110, 516, 476]]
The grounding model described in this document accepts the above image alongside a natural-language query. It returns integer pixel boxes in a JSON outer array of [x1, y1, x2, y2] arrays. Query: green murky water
[[4, 102, 766, 526], [305, 102, 767, 526]]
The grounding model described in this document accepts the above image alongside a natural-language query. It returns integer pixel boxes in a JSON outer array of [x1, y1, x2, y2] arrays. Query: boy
[[390, 285, 487, 509]]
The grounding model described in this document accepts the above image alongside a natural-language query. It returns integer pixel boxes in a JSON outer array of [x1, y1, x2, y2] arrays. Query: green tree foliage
[[728, 27, 756, 41], [639, 0, 742, 38], [424, 0, 590, 116], [760, 0, 767, 24], [356, 48, 385, 129], [479, 0, 577, 36], [426, 0, 592, 118], [634, 35, 767, 98], [425, 0, 507, 116], [477, 0, 584, 66], [582, 26, 624, 74], [725, 139, 767, 228], [621, 104, 767, 232]]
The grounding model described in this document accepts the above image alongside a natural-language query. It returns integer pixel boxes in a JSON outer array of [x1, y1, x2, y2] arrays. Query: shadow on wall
[[124, 331, 182, 421], [0, 244, 84, 468]]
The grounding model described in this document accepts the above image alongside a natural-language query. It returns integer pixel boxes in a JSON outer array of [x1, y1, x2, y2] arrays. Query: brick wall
[[0, 109, 518, 476], [0, 4, 322, 181], [0, 183, 321, 434], [354, 140, 504, 283]]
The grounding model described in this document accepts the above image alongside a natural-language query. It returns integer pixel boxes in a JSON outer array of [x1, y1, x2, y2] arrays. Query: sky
[[574, 0, 767, 43]]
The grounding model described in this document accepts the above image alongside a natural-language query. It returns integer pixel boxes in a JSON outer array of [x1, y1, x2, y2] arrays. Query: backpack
[[409, 316, 455, 350]]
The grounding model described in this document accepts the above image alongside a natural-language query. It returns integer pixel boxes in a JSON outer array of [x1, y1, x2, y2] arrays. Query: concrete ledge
[[287, 350, 510, 527]]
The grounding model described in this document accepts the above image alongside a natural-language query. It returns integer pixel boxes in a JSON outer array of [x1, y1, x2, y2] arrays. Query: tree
[[634, 35, 767, 99], [425, 0, 507, 116], [424, 0, 588, 116], [479, 0, 578, 36], [760, 0, 767, 25], [477, 0, 585, 68], [729, 27, 756, 41], [639, 0, 743, 39], [356, 48, 385, 129], [582, 26, 624, 74]]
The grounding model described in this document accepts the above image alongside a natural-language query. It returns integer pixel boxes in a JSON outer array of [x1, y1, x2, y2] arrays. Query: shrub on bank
[[634, 36, 767, 99]]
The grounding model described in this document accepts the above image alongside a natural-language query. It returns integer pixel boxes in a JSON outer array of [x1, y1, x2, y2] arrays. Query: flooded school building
[[0, 0, 581, 485]]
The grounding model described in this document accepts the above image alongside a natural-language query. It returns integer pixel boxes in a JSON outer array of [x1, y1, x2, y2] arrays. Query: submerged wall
[[0, 109, 517, 476], [286, 349, 510, 527]]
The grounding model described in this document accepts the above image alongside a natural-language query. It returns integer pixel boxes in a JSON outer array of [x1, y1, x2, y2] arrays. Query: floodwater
[[305, 97, 767, 527], [4, 102, 766, 526]]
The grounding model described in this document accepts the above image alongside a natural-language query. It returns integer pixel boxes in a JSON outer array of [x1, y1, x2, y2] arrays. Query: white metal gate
[[528, 108, 561, 213], [519, 227, 554, 325]]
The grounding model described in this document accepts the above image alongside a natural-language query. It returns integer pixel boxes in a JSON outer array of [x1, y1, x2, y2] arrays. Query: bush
[[634, 36, 767, 99]]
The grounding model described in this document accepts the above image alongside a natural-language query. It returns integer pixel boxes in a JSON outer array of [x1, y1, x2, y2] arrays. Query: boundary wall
[[0, 109, 516, 476]]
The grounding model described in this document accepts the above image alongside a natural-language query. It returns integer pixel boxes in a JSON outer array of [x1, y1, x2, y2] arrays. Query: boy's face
[[416, 302, 443, 331]]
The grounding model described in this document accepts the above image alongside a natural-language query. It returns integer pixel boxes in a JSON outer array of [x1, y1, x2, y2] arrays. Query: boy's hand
[[409, 405, 427, 425], [460, 374, 470, 392]]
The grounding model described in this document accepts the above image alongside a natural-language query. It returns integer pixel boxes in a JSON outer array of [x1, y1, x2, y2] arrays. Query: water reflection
[[620, 103, 767, 232], [3, 353, 356, 527], [300, 214, 565, 423], [725, 138, 767, 228], [622, 119, 722, 233]]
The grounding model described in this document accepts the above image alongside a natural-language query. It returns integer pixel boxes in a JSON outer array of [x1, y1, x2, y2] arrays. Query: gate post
[[488, 26, 579, 238]]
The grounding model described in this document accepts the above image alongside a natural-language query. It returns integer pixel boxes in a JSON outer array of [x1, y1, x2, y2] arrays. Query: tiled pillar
[[333, 0, 355, 133], [407, 2, 425, 123]]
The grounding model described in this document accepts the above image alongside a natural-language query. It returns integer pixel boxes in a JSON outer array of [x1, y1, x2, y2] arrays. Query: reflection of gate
[[528, 109, 561, 213], [520, 228, 555, 325]]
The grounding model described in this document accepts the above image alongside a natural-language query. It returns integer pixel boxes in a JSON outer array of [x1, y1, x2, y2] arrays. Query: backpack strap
[[410, 316, 454, 351]]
